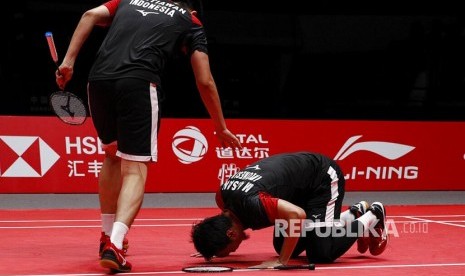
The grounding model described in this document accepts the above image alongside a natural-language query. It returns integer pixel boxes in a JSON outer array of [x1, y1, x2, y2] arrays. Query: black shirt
[[89, 0, 208, 85], [219, 152, 338, 230]]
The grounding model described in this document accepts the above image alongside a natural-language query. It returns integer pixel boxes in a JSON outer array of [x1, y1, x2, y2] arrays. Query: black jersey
[[219, 152, 342, 230], [89, 0, 208, 85]]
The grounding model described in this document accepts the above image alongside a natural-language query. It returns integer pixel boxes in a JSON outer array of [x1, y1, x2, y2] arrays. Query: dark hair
[[172, 0, 196, 11], [191, 214, 232, 260]]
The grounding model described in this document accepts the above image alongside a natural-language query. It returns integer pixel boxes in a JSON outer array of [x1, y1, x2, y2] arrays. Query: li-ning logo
[[0, 136, 60, 177], [334, 135, 415, 161], [172, 126, 208, 164], [334, 135, 417, 180]]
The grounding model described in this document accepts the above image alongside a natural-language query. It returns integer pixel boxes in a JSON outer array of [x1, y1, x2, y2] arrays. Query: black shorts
[[87, 78, 161, 162], [273, 161, 346, 262]]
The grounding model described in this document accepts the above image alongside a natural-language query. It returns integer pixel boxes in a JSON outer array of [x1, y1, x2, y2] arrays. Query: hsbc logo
[[0, 136, 60, 177]]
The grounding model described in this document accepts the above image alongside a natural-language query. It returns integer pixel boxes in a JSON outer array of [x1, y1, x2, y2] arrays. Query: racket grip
[[45, 32, 59, 64], [275, 264, 315, 270]]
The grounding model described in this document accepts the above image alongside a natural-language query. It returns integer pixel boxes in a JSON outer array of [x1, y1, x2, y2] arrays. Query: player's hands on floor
[[248, 260, 283, 269]]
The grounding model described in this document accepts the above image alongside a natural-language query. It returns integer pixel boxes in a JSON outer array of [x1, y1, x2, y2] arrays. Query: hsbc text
[[65, 137, 105, 155]]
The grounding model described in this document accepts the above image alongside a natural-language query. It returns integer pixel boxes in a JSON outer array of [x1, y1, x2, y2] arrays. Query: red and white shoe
[[349, 201, 370, 253], [99, 232, 129, 257], [368, 202, 388, 256], [100, 242, 132, 273]]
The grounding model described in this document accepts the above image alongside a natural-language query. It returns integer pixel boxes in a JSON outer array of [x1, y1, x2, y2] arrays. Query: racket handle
[[45, 32, 59, 64], [275, 264, 315, 270]]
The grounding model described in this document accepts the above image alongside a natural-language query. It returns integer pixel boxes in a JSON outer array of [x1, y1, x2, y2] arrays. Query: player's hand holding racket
[[45, 31, 87, 125]]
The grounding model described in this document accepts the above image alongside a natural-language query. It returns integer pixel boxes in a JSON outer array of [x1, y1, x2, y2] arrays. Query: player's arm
[[275, 199, 306, 264], [57, 5, 112, 89], [249, 199, 306, 268], [190, 50, 242, 149]]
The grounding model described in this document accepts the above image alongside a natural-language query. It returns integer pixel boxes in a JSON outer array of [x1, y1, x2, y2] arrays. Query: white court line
[[0, 218, 203, 223], [1, 216, 464, 230], [1, 214, 464, 224], [390, 215, 465, 218], [4, 262, 465, 276], [405, 216, 465, 228], [0, 224, 193, 229]]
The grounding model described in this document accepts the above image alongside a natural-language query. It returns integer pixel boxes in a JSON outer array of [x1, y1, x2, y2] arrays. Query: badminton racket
[[182, 263, 315, 273], [45, 31, 87, 125]]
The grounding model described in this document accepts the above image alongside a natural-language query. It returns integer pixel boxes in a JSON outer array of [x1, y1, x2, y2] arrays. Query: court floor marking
[[0, 218, 205, 223], [6, 262, 465, 276], [1, 214, 464, 223], [1, 215, 465, 230], [0, 224, 193, 229], [405, 216, 465, 228]]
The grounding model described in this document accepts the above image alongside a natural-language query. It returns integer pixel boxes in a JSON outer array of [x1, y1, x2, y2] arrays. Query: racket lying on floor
[[182, 263, 315, 273], [45, 31, 87, 125]]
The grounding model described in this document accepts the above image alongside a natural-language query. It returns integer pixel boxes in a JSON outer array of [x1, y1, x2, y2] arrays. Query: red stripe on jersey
[[191, 14, 202, 26], [104, 0, 120, 16], [259, 192, 279, 221]]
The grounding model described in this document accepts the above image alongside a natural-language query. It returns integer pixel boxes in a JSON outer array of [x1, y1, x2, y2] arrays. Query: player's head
[[173, 0, 196, 11], [191, 213, 248, 260], [173, 0, 203, 20]]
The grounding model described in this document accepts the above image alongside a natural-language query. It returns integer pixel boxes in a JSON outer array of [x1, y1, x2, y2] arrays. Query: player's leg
[[115, 160, 148, 228], [341, 202, 388, 256], [367, 202, 388, 255], [98, 149, 127, 257], [88, 80, 128, 257], [100, 161, 145, 273], [304, 161, 361, 263], [340, 201, 370, 253], [304, 194, 359, 263], [99, 78, 160, 272]]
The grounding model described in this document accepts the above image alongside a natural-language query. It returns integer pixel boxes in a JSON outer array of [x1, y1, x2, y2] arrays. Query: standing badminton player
[[55, 0, 242, 273], [191, 151, 388, 268]]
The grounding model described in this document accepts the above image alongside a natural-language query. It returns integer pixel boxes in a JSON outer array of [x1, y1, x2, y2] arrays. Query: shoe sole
[[100, 258, 131, 273]]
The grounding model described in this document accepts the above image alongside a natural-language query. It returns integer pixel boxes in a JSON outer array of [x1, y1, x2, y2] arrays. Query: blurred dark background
[[2, 1, 464, 120]]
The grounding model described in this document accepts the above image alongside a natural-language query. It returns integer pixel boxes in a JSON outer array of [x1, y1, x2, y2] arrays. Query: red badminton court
[[1, 204, 465, 275]]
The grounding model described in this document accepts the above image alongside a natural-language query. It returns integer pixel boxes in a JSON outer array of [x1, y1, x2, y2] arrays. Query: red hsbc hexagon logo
[[0, 136, 60, 177]]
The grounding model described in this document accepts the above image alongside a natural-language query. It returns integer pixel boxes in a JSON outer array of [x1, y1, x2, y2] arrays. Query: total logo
[[172, 126, 208, 164], [334, 135, 418, 180], [0, 136, 60, 177]]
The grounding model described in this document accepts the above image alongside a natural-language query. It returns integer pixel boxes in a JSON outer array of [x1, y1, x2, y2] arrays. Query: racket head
[[182, 266, 234, 273], [49, 91, 87, 125]]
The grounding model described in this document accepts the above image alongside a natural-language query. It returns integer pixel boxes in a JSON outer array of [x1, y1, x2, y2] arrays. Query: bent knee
[[102, 143, 118, 158]]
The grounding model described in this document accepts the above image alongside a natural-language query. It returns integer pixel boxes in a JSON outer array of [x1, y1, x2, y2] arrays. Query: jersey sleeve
[[182, 24, 208, 55], [258, 191, 279, 221], [103, 0, 120, 16]]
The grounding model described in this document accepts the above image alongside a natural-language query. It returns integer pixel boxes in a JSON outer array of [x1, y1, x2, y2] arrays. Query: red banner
[[1, 116, 464, 193]]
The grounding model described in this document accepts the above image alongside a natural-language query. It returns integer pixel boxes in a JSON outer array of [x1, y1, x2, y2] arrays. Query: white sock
[[339, 209, 355, 225], [101, 214, 115, 236], [357, 211, 377, 235], [111, 221, 129, 250]]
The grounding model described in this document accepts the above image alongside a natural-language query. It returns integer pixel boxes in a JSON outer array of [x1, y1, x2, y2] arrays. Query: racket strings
[[50, 92, 87, 125]]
